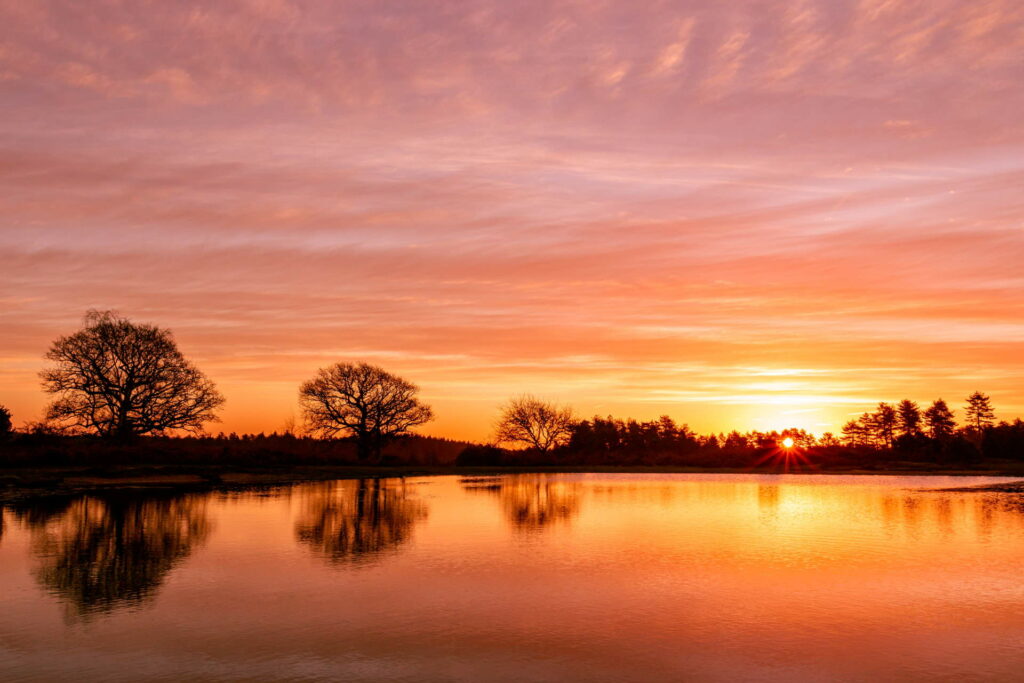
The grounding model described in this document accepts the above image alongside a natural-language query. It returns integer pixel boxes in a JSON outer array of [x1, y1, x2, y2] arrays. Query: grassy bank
[[4, 461, 1024, 506], [4, 432, 1024, 505]]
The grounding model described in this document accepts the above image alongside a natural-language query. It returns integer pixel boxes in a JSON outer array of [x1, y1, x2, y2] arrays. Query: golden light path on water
[[2, 473, 1024, 681]]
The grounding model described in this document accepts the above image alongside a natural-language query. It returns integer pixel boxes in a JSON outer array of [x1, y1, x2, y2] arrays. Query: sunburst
[[752, 438, 812, 472]]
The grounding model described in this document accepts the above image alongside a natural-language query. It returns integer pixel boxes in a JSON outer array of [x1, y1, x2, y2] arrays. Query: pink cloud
[[1, 0, 1023, 438]]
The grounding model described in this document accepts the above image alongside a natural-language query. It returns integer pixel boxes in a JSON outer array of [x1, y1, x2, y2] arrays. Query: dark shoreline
[[3, 463, 1024, 505]]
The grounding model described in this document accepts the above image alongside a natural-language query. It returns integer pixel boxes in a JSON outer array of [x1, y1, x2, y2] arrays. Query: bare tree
[[495, 395, 576, 452], [299, 362, 434, 460], [40, 311, 224, 438]]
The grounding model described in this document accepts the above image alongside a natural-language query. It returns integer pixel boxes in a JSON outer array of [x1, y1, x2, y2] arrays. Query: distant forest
[[2, 311, 1023, 470], [3, 400, 1024, 471]]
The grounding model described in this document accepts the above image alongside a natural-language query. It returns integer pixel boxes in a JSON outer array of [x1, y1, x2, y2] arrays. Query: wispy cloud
[[1, 0, 1023, 437]]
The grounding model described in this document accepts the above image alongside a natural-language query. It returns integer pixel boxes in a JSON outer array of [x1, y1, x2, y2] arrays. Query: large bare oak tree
[[40, 311, 224, 438], [299, 362, 434, 460]]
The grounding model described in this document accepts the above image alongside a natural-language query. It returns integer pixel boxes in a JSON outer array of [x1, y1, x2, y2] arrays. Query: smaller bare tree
[[299, 362, 434, 460], [495, 395, 576, 452]]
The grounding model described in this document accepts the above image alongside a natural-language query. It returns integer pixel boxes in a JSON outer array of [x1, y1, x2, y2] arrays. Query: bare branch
[[299, 362, 434, 459], [494, 395, 576, 452], [39, 311, 225, 437]]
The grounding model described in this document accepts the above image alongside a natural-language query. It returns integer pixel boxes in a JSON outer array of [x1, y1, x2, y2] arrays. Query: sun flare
[[782, 437, 795, 449]]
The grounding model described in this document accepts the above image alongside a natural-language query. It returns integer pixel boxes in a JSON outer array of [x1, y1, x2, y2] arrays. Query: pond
[[2, 474, 1024, 681]]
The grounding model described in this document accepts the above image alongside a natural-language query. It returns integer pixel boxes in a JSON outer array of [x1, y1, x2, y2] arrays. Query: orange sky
[[2, 0, 1023, 441]]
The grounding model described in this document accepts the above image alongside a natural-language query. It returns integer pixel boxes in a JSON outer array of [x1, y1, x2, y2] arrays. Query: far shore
[[3, 462, 1024, 505]]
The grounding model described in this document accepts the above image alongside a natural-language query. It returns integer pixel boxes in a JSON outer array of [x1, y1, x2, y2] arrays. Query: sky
[[2, 0, 1024, 441]]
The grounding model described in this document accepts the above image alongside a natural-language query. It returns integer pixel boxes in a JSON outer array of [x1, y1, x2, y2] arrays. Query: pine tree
[[842, 417, 871, 447], [964, 391, 995, 432], [896, 399, 922, 437], [924, 399, 956, 440], [872, 403, 897, 448]]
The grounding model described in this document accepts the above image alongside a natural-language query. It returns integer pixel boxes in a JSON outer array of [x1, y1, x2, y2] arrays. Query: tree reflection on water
[[462, 475, 581, 533], [11, 493, 211, 619], [295, 479, 428, 567]]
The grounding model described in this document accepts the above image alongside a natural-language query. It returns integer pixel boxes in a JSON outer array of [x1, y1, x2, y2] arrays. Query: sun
[[752, 434, 811, 472]]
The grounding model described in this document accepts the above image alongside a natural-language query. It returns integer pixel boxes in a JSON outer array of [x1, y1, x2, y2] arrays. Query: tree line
[[838, 396, 990, 448], [2, 311, 1023, 466]]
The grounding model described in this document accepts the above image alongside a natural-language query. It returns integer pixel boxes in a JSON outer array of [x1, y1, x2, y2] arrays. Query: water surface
[[2, 473, 1024, 681]]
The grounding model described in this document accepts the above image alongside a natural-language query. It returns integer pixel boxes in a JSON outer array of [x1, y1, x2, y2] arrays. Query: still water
[[2, 474, 1024, 682]]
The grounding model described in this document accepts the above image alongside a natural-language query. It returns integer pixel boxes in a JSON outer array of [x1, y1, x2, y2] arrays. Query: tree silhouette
[[495, 395, 575, 452], [779, 427, 816, 448], [818, 432, 840, 447], [39, 311, 224, 438], [723, 430, 750, 449], [871, 403, 897, 448], [295, 479, 427, 566], [20, 493, 210, 619], [842, 417, 871, 447], [924, 399, 956, 440], [964, 391, 996, 432], [299, 362, 433, 460], [0, 404, 11, 437], [842, 407, 897, 448], [896, 400, 922, 438]]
